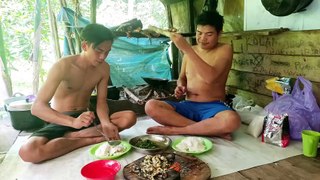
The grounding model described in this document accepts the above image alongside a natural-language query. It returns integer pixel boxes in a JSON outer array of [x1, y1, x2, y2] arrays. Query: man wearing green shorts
[[19, 24, 136, 163]]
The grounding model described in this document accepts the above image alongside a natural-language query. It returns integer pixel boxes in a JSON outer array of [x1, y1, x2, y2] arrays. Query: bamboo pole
[[90, 0, 97, 23], [32, 0, 42, 94], [148, 25, 172, 37], [47, 0, 61, 60], [0, 17, 13, 96], [148, 25, 195, 37]]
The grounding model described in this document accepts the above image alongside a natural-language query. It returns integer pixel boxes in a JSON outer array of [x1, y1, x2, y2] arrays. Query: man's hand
[[72, 111, 95, 129], [174, 85, 187, 99], [101, 122, 120, 141]]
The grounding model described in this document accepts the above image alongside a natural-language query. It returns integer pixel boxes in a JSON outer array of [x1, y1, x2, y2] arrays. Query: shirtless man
[[19, 24, 136, 163], [145, 11, 240, 140]]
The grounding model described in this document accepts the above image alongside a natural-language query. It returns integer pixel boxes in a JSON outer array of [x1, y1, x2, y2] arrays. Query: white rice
[[176, 137, 205, 152], [95, 142, 125, 158]]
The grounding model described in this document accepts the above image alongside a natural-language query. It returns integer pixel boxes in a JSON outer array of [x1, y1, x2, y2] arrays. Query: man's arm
[[177, 56, 187, 87], [95, 66, 110, 124], [170, 33, 232, 84], [31, 61, 83, 128], [174, 56, 188, 99], [95, 64, 120, 140]]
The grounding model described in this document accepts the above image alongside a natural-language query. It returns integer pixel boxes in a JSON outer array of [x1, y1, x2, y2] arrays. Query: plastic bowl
[[81, 159, 121, 180]]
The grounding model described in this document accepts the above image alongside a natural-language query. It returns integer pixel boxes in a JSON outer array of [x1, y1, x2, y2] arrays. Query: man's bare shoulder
[[212, 43, 232, 53], [95, 61, 110, 75], [53, 55, 79, 68], [193, 42, 231, 52]]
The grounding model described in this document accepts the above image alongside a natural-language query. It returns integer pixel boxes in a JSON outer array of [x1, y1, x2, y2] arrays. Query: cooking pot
[[141, 77, 169, 87], [261, 0, 313, 16]]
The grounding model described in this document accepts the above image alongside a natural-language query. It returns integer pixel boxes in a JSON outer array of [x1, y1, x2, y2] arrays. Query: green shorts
[[30, 110, 98, 140]]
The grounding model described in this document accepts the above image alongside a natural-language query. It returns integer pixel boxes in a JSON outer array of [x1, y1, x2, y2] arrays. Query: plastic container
[[302, 130, 320, 157], [5, 96, 46, 131], [81, 160, 121, 180]]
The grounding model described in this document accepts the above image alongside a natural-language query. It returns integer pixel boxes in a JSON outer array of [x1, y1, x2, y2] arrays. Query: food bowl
[[129, 134, 171, 154], [81, 159, 121, 180]]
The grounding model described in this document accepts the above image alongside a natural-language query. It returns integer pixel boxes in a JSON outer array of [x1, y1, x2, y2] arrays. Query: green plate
[[171, 137, 213, 154], [89, 141, 131, 159]]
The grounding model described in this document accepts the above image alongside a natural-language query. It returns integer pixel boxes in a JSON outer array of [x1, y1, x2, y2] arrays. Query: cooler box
[[5, 97, 46, 131]]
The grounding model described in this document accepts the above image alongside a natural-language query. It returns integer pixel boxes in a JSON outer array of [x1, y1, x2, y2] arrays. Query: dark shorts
[[165, 100, 234, 122], [30, 110, 98, 140]]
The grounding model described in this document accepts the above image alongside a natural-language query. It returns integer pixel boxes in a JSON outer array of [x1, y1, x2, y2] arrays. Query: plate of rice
[[171, 136, 213, 154], [90, 141, 131, 159]]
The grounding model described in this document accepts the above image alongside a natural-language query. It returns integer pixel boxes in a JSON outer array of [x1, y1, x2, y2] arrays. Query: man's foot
[[147, 126, 178, 135], [147, 126, 233, 141], [91, 136, 106, 144], [218, 133, 232, 141], [64, 127, 99, 138]]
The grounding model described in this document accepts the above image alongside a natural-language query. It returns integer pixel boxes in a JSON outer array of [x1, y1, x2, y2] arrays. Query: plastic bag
[[265, 77, 291, 94], [262, 113, 290, 147], [264, 76, 320, 140], [232, 95, 254, 111], [246, 114, 266, 138], [232, 95, 266, 125]]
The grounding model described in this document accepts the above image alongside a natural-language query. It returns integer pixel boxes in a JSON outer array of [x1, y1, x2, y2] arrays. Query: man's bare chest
[[63, 71, 100, 91]]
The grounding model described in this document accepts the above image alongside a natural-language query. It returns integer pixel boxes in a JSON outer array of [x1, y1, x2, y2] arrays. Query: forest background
[[0, 0, 168, 106]]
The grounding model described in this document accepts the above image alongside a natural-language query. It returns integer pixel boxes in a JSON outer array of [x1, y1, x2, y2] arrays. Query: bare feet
[[64, 128, 99, 138], [218, 133, 232, 141], [147, 126, 233, 141], [147, 126, 177, 135], [91, 136, 106, 144]]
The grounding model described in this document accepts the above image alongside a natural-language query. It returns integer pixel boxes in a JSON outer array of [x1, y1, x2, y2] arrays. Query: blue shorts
[[166, 100, 233, 122]]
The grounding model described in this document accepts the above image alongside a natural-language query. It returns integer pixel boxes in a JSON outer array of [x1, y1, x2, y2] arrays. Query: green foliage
[[95, 0, 168, 28], [1, 0, 57, 94], [0, 0, 168, 94]]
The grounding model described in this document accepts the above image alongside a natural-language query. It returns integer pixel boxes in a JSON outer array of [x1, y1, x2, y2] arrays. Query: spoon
[[95, 124, 121, 146], [95, 126, 121, 146], [88, 108, 121, 146]]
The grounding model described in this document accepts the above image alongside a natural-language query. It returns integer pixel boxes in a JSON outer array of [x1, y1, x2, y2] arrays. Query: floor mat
[[0, 117, 302, 180], [0, 112, 19, 153]]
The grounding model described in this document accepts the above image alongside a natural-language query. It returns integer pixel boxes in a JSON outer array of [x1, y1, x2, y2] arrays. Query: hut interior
[[0, 0, 320, 179]]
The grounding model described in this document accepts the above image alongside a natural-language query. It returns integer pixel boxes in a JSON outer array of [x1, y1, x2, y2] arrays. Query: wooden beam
[[232, 53, 320, 82]]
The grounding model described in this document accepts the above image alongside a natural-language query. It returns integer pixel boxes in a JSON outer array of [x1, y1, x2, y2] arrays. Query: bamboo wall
[[221, 29, 320, 107]]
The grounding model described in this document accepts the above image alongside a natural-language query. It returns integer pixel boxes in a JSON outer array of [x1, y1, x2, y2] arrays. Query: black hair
[[196, 11, 224, 33], [80, 23, 114, 48]]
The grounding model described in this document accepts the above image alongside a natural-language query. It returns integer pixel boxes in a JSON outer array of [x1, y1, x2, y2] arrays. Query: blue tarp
[[57, 7, 90, 28], [56, 7, 172, 87], [107, 37, 172, 87]]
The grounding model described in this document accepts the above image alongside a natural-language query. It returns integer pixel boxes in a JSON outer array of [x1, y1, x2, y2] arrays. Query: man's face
[[196, 25, 219, 49], [86, 41, 112, 66]]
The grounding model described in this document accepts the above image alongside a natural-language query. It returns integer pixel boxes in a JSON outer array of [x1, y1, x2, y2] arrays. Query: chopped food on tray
[[95, 142, 126, 158], [130, 154, 178, 180], [176, 137, 206, 152]]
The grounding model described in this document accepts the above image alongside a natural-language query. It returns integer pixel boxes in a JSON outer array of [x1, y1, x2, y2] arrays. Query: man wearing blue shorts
[[145, 11, 240, 140]]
